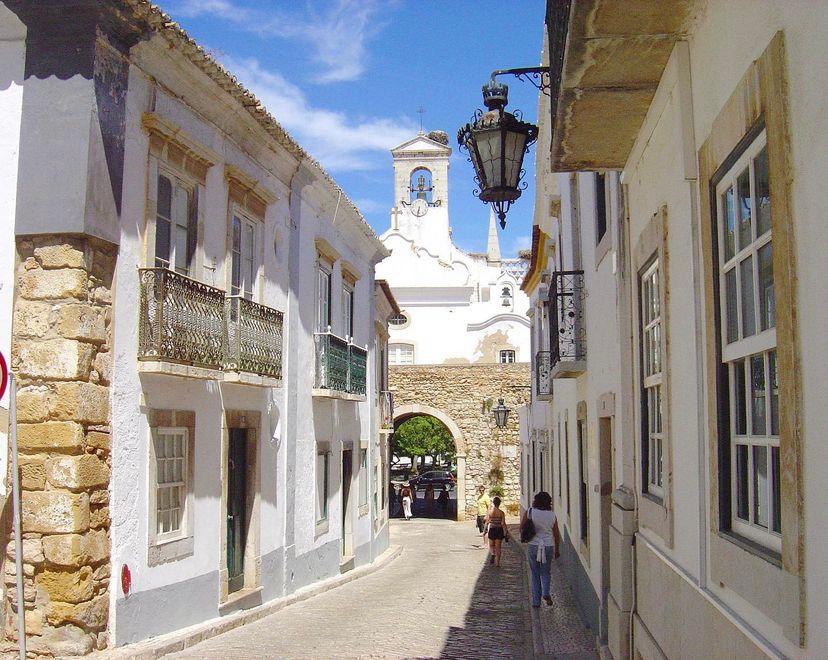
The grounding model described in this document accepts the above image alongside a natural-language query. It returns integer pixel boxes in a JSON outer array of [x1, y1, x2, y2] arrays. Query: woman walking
[[400, 484, 414, 520], [475, 485, 491, 548], [521, 491, 561, 607], [485, 496, 510, 566]]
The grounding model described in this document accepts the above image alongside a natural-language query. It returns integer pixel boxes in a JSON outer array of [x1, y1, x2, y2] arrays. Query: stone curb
[[90, 544, 403, 660]]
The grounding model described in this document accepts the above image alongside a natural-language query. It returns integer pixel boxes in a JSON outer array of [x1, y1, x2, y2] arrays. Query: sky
[[166, 0, 546, 257]]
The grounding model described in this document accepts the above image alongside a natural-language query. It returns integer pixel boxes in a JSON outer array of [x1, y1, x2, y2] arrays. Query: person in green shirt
[[476, 485, 492, 548]]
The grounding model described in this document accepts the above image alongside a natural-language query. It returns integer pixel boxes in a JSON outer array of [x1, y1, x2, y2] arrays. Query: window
[[715, 129, 779, 551], [389, 343, 414, 365], [317, 264, 332, 332], [499, 350, 516, 364], [595, 173, 608, 245], [578, 420, 589, 544], [153, 428, 188, 541], [316, 450, 330, 523], [155, 173, 196, 276], [640, 259, 664, 498], [231, 214, 258, 298], [342, 284, 355, 339], [388, 312, 409, 328], [359, 448, 368, 508]]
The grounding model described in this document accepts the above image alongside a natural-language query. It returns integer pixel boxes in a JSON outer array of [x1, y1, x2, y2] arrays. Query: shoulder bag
[[520, 507, 536, 543]]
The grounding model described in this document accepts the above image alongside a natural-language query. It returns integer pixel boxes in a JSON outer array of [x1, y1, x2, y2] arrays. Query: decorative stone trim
[[697, 32, 803, 645], [224, 164, 276, 220], [340, 260, 361, 285], [141, 113, 218, 184], [315, 237, 340, 264]]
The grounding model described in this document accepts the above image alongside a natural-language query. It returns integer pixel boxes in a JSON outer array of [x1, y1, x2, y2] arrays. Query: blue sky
[[167, 0, 546, 256]]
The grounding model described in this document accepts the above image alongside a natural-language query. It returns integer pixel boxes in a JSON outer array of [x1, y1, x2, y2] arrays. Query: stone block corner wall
[[3, 234, 114, 656]]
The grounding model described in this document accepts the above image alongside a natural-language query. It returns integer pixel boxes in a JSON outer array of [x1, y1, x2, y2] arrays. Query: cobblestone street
[[170, 520, 596, 659]]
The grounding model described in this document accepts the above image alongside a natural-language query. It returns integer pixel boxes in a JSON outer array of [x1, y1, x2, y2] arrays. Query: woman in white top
[[521, 491, 561, 607]]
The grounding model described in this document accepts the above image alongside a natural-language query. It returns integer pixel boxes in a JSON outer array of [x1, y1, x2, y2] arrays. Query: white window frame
[[342, 283, 355, 340], [359, 448, 369, 510], [316, 448, 331, 530], [388, 311, 410, 329], [317, 263, 332, 333], [155, 169, 197, 277], [389, 343, 414, 365], [640, 259, 664, 498], [230, 209, 259, 300], [715, 129, 780, 552], [151, 427, 189, 544], [499, 349, 516, 364]]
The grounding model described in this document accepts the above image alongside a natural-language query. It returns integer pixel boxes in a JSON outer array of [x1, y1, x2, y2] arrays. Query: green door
[[227, 429, 247, 594]]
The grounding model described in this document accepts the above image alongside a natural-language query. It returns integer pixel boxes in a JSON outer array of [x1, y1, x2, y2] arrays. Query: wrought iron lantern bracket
[[488, 66, 551, 96]]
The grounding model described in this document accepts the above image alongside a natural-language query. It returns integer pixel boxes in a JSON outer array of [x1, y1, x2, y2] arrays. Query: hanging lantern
[[457, 81, 538, 229], [492, 398, 511, 429]]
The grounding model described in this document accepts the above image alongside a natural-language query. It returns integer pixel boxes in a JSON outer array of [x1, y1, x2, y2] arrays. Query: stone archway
[[393, 404, 466, 522]]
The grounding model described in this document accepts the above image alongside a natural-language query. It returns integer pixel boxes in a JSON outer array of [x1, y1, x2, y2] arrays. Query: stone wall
[[5, 235, 114, 656], [390, 363, 530, 518]]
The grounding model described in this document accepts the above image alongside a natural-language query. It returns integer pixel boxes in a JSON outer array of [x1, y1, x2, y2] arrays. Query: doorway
[[227, 428, 248, 594], [341, 449, 353, 559]]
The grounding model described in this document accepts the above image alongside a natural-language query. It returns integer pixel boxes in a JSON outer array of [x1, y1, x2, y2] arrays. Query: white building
[[522, 1, 828, 658], [376, 131, 531, 366], [0, 1, 395, 653]]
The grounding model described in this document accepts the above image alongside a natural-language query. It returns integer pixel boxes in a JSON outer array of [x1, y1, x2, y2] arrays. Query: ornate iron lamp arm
[[489, 67, 551, 96]]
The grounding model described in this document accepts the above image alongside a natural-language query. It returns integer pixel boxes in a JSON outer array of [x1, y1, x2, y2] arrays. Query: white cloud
[[221, 56, 416, 172], [352, 198, 389, 214], [171, 0, 387, 84], [513, 234, 532, 252]]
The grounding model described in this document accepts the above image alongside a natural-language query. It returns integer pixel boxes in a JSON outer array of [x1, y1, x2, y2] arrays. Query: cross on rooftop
[[416, 107, 426, 133]]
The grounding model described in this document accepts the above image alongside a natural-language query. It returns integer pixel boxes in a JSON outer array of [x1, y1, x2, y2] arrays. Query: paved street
[[170, 520, 596, 659]]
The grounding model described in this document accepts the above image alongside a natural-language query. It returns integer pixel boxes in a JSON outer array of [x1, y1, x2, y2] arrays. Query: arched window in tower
[[409, 167, 433, 204], [501, 285, 513, 310]]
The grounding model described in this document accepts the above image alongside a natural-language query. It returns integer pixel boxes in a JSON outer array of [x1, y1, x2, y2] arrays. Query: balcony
[[380, 390, 394, 431], [535, 351, 553, 399], [313, 332, 368, 399], [138, 268, 283, 382], [550, 270, 586, 378], [224, 295, 284, 380]]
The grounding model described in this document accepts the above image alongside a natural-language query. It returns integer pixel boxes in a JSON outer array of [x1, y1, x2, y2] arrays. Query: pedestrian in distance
[[425, 484, 435, 511], [400, 484, 413, 520], [485, 496, 510, 566], [521, 491, 561, 608], [475, 485, 492, 548], [389, 484, 398, 517], [438, 485, 450, 517]]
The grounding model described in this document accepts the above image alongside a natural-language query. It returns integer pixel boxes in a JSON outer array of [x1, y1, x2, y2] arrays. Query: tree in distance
[[392, 415, 455, 471]]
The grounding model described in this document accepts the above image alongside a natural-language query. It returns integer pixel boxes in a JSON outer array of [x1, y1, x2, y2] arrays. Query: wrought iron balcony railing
[[139, 268, 284, 379], [550, 269, 586, 377], [380, 390, 394, 429], [349, 344, 368, 396], [314, 332, 368, 396], [225, 296, 283, 379], [139, 268, 225, 369], [535, 351, 553, 397]]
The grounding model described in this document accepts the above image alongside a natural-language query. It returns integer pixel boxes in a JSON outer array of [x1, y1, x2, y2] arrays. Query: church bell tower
[[389, 130, 452, 258]]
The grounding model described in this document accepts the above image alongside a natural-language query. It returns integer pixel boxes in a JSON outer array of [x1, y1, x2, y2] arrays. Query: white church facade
[[377, 131, 531, 518], [377, 131, 531, 367]]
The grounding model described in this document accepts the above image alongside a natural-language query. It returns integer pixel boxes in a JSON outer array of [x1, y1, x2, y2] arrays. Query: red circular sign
[[121, 564, 131, 597], [0, 352, 7, 401]]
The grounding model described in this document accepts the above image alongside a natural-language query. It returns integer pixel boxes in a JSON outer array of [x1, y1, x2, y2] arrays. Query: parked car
[[410, 470, 455, 490]]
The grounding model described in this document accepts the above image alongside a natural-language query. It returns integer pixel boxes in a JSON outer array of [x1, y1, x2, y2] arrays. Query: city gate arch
[[393, 403, 467, 522]]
